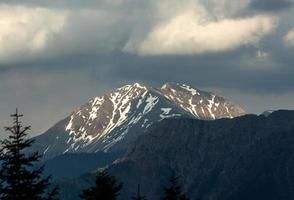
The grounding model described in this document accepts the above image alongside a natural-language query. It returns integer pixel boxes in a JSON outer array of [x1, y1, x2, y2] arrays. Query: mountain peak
[[32, 82, 246, 160], [161, 82, 200, 96], [161, 82, 245, 119], [132, 82, 146, 88], [161, 82, 181, 89], [115, 82, 148, 93]]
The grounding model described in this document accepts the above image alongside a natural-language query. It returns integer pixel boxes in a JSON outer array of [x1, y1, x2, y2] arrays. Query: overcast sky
[[0, 0, 294, 137]]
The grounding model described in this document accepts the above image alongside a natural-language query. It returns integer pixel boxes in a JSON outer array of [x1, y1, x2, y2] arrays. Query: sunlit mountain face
[[31, 82, 245, 160]]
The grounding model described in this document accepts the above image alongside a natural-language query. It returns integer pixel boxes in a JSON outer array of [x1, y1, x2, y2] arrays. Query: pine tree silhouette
[[80, 170, 122, 200], [0, 109, 59, 200], [161, 175, 190, 200], [132, 184, 147, 200]]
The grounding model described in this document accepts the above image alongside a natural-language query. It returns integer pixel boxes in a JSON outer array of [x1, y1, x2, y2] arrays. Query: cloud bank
[[124, 0, 278, 55], [0, 0, 282, 63], [125, 13, 276, 55], [0, 5, 66, 63], [250, 0, 294, 12]]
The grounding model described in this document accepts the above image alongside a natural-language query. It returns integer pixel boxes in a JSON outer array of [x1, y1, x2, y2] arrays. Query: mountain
[[59, 110, 294, 200], [261, 110, 275, 117], [32, 82, 245, 160], [106, 110, 294, 200], [160, 83, 244, 119], [43, 151, 123, 179]]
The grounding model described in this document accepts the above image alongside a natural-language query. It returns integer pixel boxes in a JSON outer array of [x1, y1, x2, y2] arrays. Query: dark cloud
[[1, 44, 294, 136], [250, 0, 294, 12], [108, 51, 294, 94], [7, 44, 293, 95]]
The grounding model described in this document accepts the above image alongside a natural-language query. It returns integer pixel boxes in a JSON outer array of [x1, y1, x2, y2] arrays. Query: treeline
[[0, 111, 193, 200]]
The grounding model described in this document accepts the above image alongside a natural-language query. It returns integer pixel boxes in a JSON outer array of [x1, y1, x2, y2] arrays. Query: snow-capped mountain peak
[[160, 82, 244, 120], [32, 82, 246, 160]]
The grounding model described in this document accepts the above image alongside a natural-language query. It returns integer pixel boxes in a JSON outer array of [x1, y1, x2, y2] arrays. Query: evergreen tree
[[161, 175, 190, 200], [132, 184, 147, 200], [0, 109, 58, 200], [80, 170, 122, 200]]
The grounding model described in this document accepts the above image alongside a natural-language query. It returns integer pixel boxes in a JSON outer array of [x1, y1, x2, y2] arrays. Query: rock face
[[106, 110, 294, 200], [32, 82, 245, 160]]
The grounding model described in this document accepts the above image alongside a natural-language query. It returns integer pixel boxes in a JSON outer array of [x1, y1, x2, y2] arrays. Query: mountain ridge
[[31, 82, 245, 160], [55, 110, 294, 200], [107, 110, 294, 200]]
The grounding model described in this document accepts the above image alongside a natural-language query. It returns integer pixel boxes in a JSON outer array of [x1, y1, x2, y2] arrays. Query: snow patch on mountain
[[207, 95, 216, 119], [143, 94, 159, 114], [179, 84, 200, 96]]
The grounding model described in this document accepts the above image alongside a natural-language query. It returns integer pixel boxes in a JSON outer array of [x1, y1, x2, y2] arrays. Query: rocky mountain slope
[[32, 82, 245, 160], [105, 110, 294, 200]]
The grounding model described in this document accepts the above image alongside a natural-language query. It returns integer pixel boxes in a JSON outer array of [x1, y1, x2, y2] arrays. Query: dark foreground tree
[[80, 170, 122, 200], [0, 109, 58, 200], [161, 175, 190, 200], [132, 184, 147, 200]]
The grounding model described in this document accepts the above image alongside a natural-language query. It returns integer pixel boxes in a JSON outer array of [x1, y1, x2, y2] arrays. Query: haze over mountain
[[31, 82, 245, 160]]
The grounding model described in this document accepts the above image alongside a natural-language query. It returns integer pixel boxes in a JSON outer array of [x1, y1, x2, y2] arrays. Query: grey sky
[[0, 0, 293, 137], [250, 0, 294, 11]]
